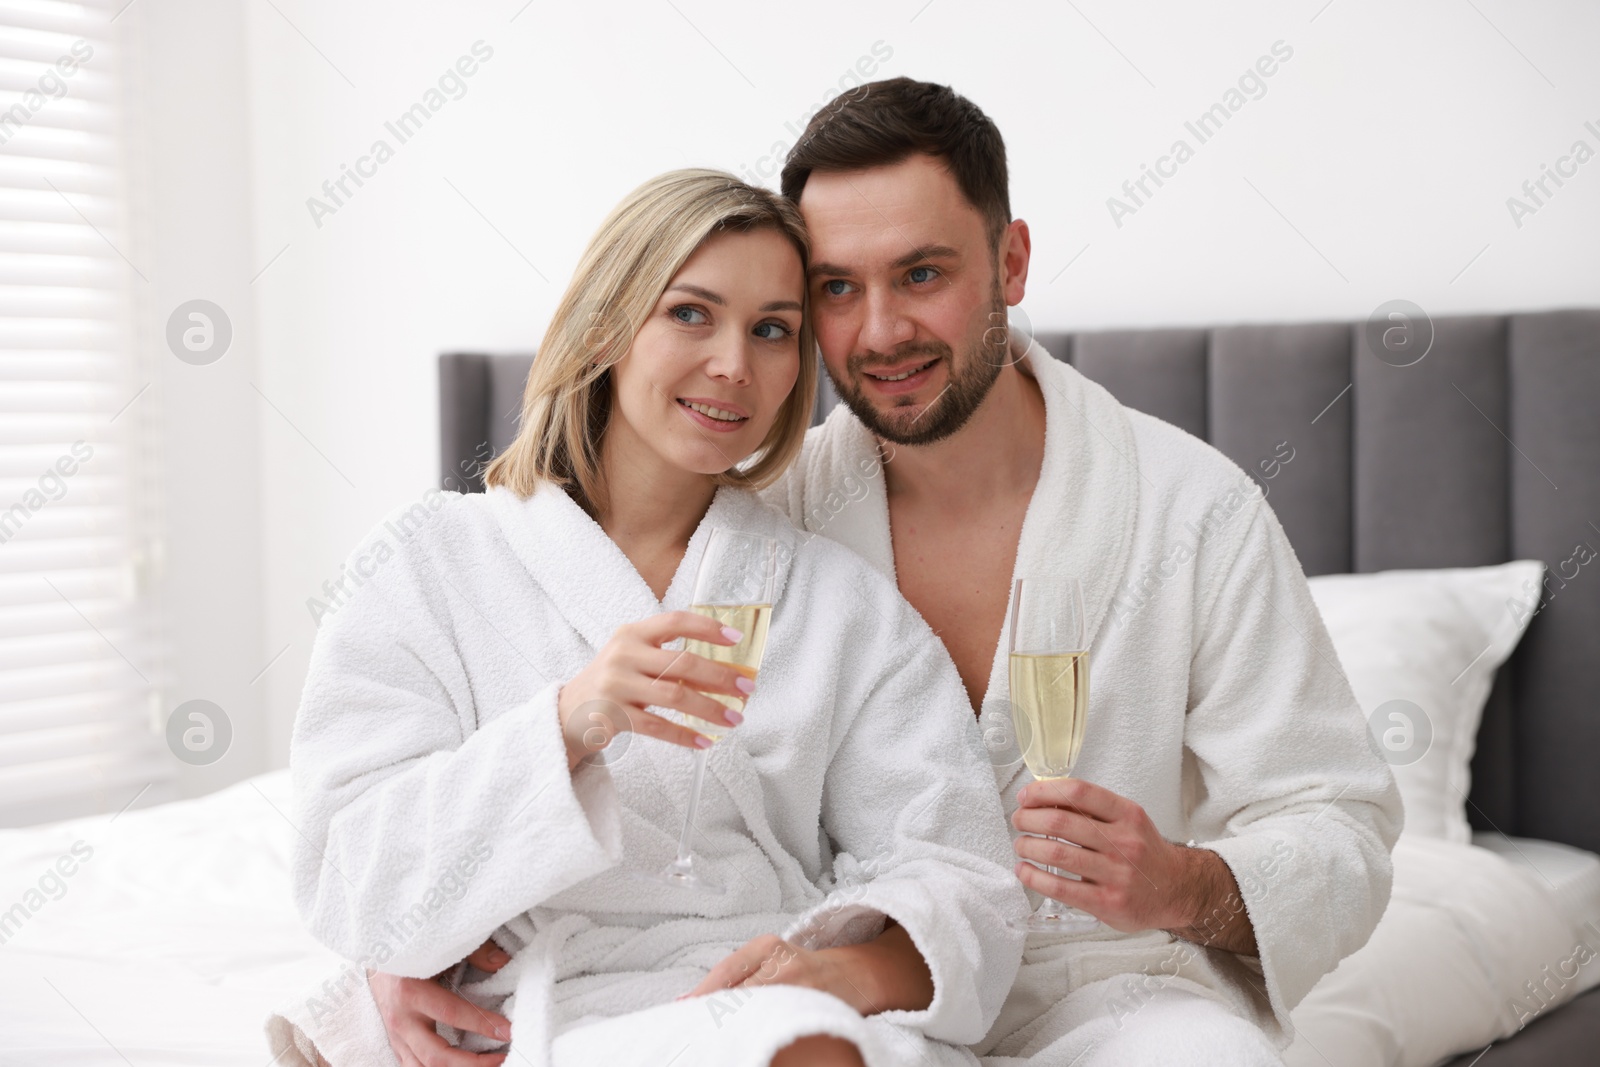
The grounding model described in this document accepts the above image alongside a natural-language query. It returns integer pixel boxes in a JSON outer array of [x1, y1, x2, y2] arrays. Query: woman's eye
[[822, 280, 851, 297], [908, 266, 938, 285], [672, 305, 708, 325], [753, 321, 793, 341]]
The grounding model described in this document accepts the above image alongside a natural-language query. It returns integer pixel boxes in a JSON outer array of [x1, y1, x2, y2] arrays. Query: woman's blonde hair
[[483, 169, 816, 510]]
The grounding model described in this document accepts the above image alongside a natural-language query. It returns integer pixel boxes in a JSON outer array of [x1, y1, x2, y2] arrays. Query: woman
[[266, 171, 1024, 1067]]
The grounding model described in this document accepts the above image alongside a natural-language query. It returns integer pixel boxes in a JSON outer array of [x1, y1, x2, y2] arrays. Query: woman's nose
[[704, 332, 753, 384]]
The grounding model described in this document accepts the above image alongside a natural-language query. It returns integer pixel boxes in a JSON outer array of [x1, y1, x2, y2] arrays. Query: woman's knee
[[770, 1033, 866, 1067]]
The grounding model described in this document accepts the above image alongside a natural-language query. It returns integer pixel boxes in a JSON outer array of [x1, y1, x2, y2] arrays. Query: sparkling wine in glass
[[656, 527, 777, 893], [1009, 576, 1102, 933]]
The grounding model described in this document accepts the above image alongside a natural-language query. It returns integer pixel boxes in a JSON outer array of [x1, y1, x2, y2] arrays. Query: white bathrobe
[[265, 484, 1027, 1067], [760, 340, 1404, 1057]]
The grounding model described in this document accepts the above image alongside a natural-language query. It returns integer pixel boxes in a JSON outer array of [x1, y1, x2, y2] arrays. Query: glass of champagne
[[656, 527, 777, 894], [1009, 576, 1102, 933]]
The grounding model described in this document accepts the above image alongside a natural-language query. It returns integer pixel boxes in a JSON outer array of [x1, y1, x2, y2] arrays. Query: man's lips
[[863, 357, 939, 381], [860, 357, 941, 396]]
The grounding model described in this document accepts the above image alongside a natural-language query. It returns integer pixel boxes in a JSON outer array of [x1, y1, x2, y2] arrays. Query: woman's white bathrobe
[[265, 483, 1026, 1067], [760, 341, 1404, 1059]]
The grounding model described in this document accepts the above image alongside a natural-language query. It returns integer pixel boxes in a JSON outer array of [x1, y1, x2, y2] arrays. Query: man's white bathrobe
[[265, 485, 1027, 1067], [760, 341, 1404, 1059]]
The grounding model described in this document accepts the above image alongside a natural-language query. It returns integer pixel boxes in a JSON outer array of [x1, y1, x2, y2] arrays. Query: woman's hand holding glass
[[556, 610, 754, 769]]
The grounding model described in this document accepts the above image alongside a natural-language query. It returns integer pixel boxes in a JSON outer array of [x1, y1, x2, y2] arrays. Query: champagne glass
[[656, 527, 777, 893], [1009, 577, 1102, 933]]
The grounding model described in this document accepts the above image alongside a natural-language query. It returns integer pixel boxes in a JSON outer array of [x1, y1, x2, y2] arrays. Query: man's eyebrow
[[808, 262, 854, 279], [889, 244, 959, 270], [667, 283, 724, 305], [809, 245, 961, 279]]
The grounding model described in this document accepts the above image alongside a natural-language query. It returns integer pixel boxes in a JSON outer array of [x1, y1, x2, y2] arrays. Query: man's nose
[[857, 287, 915, 356]]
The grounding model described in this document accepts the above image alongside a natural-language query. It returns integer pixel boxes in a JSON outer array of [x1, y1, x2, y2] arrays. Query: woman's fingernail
[[721, 626, 743, 643], [735, 676, 756, 695], [694, 735, 715, 749], [724, 709, 744, 726]]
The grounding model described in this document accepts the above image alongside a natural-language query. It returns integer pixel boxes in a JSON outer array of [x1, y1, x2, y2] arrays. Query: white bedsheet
[[1283, 834, 1600, 1067], [0, 769, 335, 1066], [6, 770, 1600, 1066]]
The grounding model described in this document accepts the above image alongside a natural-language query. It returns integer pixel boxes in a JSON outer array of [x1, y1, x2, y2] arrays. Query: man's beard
[[830, 282, 1010, 447]]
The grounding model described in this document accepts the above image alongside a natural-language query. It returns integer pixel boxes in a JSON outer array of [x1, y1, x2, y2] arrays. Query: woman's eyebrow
[[668, 283, 725, 305], [669, 284, 799, 314]]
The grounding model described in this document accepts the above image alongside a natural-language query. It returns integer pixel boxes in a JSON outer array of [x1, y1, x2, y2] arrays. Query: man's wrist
[[1161, 845, 1258, 955], [1164, 843, 1218, 932]]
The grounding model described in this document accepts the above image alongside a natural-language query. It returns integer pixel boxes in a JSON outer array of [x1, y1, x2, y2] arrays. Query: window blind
[[0, 0, 170, 827]]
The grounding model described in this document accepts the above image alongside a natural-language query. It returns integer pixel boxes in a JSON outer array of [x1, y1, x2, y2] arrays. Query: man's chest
[[888, 500, 1026, 712]]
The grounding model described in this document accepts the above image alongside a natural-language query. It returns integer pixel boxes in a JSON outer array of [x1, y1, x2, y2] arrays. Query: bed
[[2, 308, 1594, 1065]]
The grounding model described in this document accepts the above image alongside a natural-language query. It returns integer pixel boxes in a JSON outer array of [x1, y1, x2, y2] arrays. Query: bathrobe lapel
[[485, 482, 795, 652], [977, 341, 1143, 796]]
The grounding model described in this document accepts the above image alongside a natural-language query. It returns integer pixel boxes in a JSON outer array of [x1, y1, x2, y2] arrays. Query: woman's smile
[[676, 395, 751, 432]]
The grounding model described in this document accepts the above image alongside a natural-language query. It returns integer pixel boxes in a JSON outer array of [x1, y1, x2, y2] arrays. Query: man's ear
[[998, 218, 1032, 307]]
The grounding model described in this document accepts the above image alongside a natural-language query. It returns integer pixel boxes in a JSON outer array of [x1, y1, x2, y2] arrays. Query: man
[[373, 78, 1401, 1065]]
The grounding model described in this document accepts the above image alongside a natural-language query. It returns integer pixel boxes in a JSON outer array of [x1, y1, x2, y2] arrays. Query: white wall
[[174, 0, 1598, 774]]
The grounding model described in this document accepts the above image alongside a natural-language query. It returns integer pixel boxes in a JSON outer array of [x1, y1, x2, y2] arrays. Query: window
[[0, 0, 171, 826]]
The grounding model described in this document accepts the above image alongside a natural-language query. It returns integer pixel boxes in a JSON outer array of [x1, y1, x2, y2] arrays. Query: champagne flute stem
[[1037, 863, 1072, 919], [673, 747, 710, 867]]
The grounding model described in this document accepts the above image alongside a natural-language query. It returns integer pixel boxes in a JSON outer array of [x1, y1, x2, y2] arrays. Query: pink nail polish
[[724, 709, 744, 726], [721, 626, 743, 642], [735, 676, 755, 695], [694, 735, 714, 749]]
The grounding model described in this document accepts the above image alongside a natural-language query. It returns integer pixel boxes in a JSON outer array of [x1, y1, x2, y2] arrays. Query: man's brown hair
[[780, 77, 1011, 247]]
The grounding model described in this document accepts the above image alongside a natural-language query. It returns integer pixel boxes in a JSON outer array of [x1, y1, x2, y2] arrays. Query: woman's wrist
[[558, 684, 603, 771], [821, 923, 933, 1015]]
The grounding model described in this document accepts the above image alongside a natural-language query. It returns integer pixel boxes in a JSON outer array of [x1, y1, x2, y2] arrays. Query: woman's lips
[[676, 397, 749, 433]]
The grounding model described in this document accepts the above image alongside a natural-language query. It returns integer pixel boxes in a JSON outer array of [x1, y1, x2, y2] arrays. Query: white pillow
[[1307, 560, 1544, 843]]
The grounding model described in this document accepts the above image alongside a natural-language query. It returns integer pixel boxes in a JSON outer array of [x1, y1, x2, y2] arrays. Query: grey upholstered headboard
[[439, 308, 1600, 853]]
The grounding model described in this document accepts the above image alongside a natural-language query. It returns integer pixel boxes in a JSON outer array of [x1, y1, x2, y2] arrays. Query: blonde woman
[[268, 171, 1025, 1067]]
